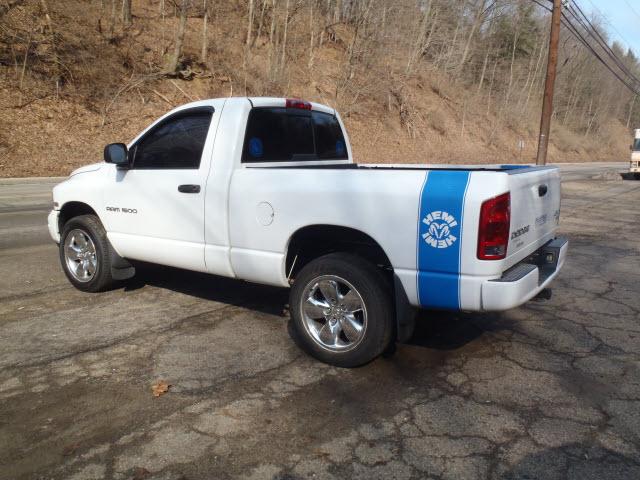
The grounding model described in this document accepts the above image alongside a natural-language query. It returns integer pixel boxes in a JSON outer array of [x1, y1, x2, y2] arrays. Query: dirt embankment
[[0, 0, 630, 178]]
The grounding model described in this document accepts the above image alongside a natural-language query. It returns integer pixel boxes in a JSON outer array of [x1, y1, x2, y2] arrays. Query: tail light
[[477, 192, 510, 260], [286, 98, 312, 110]]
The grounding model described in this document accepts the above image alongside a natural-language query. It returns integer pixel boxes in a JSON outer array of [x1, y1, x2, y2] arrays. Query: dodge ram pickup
[[48, 97, 568, 367]]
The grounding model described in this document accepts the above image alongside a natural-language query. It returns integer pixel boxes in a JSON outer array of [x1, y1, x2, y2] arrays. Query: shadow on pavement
[[127, 262, 504, 355], [409, 308, 504, 350], [125, 262, 289, 317], [620, 172, 640, 180], [501, 443, 640, 479]]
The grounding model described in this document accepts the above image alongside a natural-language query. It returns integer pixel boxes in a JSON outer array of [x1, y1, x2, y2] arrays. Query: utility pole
[[536, 0, 562, 165]]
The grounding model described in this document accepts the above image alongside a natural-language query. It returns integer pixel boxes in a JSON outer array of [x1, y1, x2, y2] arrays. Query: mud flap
[[109, 240, 135, 280], [394, 274, 416, 343]]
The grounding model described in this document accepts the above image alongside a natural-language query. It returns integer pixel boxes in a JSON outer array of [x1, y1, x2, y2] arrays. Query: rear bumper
[[481, 236, 568, 311], [48, 209, 60, 243]]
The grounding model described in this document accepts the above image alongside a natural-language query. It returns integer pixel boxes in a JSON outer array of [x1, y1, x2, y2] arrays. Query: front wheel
[[59, 214, 117, 292], [289, 253, 394, 367]]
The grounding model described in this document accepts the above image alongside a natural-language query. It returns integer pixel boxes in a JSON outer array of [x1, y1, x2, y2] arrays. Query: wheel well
[[58, 202, 98, 231], [285, 225, 393, 281]]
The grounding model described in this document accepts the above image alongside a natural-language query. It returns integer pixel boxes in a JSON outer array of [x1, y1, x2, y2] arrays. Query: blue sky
[[582, 0, 640, 57]]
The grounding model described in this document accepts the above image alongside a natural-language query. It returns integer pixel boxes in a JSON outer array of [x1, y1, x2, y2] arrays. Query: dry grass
[[0, 0, 630, 178]]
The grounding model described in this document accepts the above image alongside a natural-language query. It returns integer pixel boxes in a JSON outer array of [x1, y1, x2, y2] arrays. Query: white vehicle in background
[[630, 129, 640, 179], [48, 97, 568, 367]]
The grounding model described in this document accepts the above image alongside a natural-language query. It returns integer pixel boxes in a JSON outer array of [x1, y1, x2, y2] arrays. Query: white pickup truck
[[48, 97, 568, 367]]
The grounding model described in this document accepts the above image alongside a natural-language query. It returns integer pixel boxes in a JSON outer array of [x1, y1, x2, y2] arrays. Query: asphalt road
[[1, 162, 639, 480]]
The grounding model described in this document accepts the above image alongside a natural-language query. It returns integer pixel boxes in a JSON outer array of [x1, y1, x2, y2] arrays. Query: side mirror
[[104, 143, 130, 168]]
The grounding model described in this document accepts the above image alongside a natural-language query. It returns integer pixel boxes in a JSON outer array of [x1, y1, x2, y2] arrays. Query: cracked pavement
[[0, 164, 639, 479]]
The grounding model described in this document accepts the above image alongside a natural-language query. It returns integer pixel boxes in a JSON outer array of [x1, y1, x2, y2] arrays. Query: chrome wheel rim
[[300, 275, 367, 352], [64, 229, 98, 283]]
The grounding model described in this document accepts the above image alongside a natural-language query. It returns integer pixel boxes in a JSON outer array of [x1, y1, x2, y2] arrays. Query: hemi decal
[[416, 170, 471, 309]]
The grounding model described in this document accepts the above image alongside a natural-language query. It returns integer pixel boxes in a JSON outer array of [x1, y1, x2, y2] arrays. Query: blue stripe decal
[[417, 170, 471, 309]]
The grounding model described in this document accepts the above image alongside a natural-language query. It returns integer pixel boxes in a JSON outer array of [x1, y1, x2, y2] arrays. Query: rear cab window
[[242, 108, 348, 163]]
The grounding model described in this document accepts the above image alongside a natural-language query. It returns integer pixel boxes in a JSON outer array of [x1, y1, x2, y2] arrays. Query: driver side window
[[132, 109, 213, 169]]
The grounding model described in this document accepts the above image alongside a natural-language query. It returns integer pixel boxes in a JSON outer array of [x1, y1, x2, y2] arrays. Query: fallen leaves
[[132, 466, 151, 479], [151, 379, 171, 397], [62, 443, 80, 456]]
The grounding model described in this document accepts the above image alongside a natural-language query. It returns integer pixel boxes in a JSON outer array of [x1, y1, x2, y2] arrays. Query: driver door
[[102, 107, 215, 272]]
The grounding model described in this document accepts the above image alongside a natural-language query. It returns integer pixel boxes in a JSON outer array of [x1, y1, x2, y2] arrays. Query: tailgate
[[505, 166, 561, 268]]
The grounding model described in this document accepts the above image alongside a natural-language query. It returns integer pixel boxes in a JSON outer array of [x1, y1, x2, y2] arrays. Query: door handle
[[178, 184, 201, 194], [538, 184, 548, 197]]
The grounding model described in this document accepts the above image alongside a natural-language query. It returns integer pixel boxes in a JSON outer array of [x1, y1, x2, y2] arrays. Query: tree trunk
[[253, 0, 268, 47], [458, 0, 487, 76], [505, 11, 521, 106], [201, 0, 208, 63], [405, 1, 432, 75], [584, 97, 594, 137], [166, 0, 188, 74], [443, 2, 463, 70], [267, 0, 276, 78], [110, 0, 116, 38], [487, 57, 498, 115], [334, 0, 342, 23], [477, 46, 490, 94], [523, 32, 545, 113], [627, 95, 636, 129], [279, 0, 290, 75], [160, 0, 166, 55], [246, 0, 254, 46], [308, 1, 315, 69], [122, 0, 132, 25], [39, 0, 59, 86]]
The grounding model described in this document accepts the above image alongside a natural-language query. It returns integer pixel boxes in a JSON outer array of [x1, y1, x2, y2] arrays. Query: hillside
[[0, 0, 635, 178]]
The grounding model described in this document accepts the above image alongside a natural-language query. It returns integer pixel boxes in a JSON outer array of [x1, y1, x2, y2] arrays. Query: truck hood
[[70, 162, 103, 177]]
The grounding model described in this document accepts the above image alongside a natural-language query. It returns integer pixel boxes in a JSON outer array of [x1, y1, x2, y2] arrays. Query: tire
[[59, 214, 117, 292], [289, 252, 394, 367]]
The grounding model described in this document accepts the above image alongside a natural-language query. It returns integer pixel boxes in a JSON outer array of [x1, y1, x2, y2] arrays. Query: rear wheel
[[289, 253, 394, 367], [59, 214, 116, 292]]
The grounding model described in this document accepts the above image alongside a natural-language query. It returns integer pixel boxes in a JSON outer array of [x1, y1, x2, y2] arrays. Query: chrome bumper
[[482, 237, 568, 311]]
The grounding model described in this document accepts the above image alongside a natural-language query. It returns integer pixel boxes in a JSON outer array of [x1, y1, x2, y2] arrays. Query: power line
[[563, 8, 640, 94], [531, 0, 640, 95], [582, 0, 637, 56], [566, 0, 640, 89], [620, 0, 640, 32]]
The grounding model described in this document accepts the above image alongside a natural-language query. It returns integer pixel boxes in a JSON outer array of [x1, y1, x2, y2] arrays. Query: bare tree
[[246, 0, 255, 46], [279, 0, 290, 72], [201, 0, 208, 63], [39, 0, 59, 90], [406, 1, 433, 75], [627, 95, 637, 129], [165, 0, 189, 74], [122, 0, 132, 26], [457, 0, 489, 76]]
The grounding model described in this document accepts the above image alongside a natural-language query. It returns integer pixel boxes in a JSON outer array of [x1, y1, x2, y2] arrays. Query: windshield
[[634, 138, 640, 151]]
